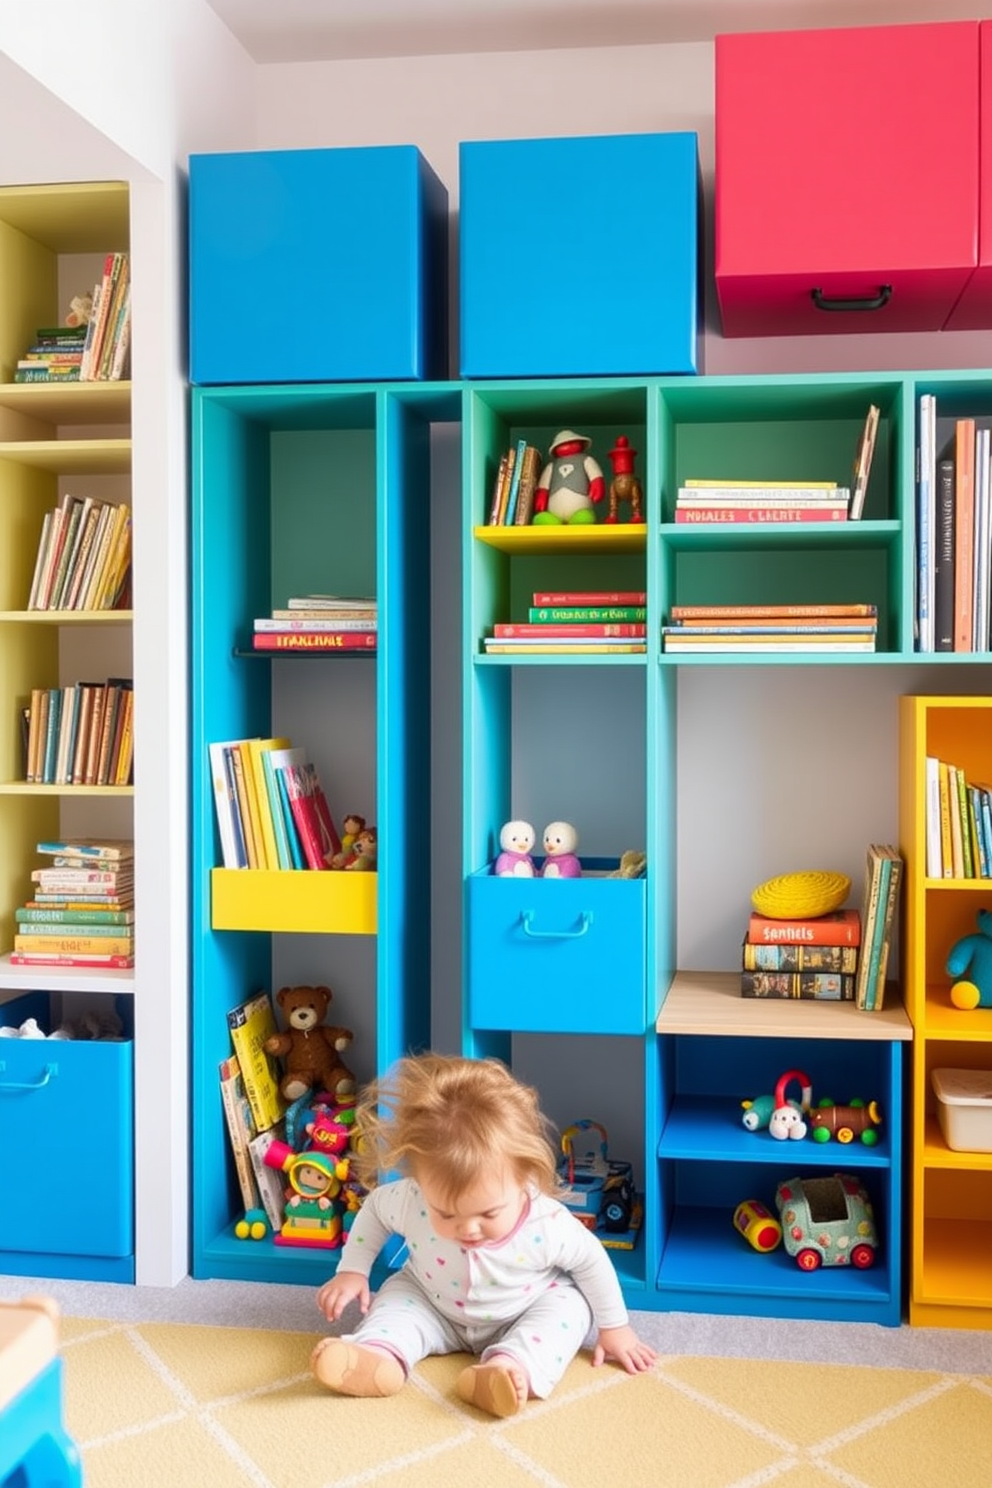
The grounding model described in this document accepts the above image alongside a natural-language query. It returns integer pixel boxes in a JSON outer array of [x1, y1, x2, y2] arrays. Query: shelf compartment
[[0, 381, 131, 428], [0, 438, 131, 474], [914, 1215, 992, 1311], [660, 1095, 892, 1169], [922, 1113, 992, 1170], [466, 863, 647, 1035], [656, 1205, 898, 1324], [211, 867, 377, 935]]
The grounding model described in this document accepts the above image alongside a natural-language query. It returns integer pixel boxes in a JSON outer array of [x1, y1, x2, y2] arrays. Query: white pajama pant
[[344, 1269, 594, 1398]]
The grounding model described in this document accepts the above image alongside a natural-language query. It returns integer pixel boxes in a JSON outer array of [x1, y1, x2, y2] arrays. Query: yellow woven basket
[[751, 870, 851, 920]]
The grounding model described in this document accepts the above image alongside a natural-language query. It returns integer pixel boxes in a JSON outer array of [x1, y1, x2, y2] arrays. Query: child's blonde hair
[[353, 1052, 560, 1201]]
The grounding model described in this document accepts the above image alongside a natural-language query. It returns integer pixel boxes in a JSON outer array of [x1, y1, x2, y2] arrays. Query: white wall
[[0, 1, 257, 1285]]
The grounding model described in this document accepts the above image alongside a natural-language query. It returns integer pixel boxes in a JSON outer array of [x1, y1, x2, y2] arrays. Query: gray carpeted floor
[[10, 1273, 991, 1374]]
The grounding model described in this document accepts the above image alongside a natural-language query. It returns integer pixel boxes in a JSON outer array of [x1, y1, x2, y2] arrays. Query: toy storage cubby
[[0, 181, 139, 1282], [899, 695, 992, 1329], [654, 975, 909, 1326], [190, 382, 457, 1283], [656, 372, 907, 657]]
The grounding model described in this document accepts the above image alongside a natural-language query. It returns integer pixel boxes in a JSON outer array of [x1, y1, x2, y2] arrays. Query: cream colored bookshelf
[[0, 181, 136, 1282], [899, 695, 992, 1330]]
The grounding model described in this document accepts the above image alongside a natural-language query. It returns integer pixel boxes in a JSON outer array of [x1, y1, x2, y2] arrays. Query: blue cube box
[[189, 146, 448, 384], [459, 133, 700, 378]]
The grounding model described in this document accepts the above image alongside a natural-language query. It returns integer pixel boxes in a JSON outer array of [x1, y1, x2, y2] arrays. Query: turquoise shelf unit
[[190, 382, 458, 1284], [457, 372, 927, 1322]]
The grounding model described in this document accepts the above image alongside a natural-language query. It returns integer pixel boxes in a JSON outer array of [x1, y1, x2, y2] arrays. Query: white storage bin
[[931, 1067, 992, 1152]]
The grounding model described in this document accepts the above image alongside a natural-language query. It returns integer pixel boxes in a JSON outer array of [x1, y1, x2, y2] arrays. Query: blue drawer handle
[[0, 1062, 57, 1092], [520, 910, 592, 940]]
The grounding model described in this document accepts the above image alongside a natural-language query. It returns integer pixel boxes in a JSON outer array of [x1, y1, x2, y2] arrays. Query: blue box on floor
[[189, 146, 448, 384], [459, 132, 700, 378], [0, 993, 133, 1277]]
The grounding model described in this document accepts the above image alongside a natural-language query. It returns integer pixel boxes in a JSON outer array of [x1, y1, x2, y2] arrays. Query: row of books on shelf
[[674, 479, 854, 525], [487, 441, 543, 526], [22, 679, 133, 787], [251, 594, 378, 652], [9, 838, 134, 968], [916, 399, 992, 653], [483, 590, 648, 655], [210, 736, 346, 871], [14, 254, 132, 384], [742, 850, 902, 1014], [661, 604, 877, 655], [925, 756, 992, 879], [28, 494, 132, 613]]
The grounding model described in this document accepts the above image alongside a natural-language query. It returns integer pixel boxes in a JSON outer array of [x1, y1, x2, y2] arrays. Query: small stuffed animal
[[330, 814, 366, 869], [264, 985, 356, 1103], [494, 820, 536, 877], [946, 909, 992, 1009], [540, 821, 582, 878], [344, 826, 377, 871]]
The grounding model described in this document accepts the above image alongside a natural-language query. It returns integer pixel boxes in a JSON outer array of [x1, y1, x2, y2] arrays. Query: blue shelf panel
[[657, 1206, 899, 1325], [660, 1095, 891, 1168]]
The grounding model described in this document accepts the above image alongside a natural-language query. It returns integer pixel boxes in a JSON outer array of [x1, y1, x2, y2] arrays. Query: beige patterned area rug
[[59, 1315, 992, 1488]]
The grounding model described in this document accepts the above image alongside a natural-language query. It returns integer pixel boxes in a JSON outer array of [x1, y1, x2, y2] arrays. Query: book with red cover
[[532, 590, 646, 605], [282, 762, 342, 869], [674, 506, 848, 524], [9, 951, 134, 968], [252, 631, 376, 651], [746, 908, 862, 947], [493, 622, 646, 639], [670, 604, 877, 620]]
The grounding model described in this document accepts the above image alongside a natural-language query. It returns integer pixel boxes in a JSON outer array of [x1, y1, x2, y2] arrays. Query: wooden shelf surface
[[657, 969, 913, 1040]]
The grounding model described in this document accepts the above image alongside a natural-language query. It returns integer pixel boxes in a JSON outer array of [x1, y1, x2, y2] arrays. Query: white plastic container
[[931, 1068, 992, 1153]]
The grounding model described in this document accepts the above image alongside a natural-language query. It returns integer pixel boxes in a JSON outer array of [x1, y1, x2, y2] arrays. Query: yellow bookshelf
[[899, 695, 992, 1330]]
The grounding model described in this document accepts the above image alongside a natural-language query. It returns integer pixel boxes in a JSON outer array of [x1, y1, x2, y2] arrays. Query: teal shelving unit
[[459, 372, 921, 1325], [189, 382, 457, 1283]]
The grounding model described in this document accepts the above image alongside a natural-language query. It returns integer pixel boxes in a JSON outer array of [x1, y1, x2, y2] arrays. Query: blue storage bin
[[459, 133, 700, 378], [466, 862, 647, 1035], [189, 146, 448, 384], [0, 993, 133, 1266]]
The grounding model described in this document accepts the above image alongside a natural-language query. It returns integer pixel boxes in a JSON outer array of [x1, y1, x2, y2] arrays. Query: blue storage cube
[[467, 862, 647, 1035], [0, 993, 133, 1264], [189, 146, 448, 384], [459, 133, 700, 378]]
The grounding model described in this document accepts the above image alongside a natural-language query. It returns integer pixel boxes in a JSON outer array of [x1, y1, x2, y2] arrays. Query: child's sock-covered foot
[[311, 1338, 405, 1397], [456, 1360, 526, 1418]]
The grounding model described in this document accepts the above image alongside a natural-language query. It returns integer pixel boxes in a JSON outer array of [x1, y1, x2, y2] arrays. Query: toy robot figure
[[605, 435, 644, 523], [532, 430, 604, 525]]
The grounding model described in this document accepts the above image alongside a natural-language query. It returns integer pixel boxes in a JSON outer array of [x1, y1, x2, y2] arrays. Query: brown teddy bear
[[264, 985, 355, 1104]]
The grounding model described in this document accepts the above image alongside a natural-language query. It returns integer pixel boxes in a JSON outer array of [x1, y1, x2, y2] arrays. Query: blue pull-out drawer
[[466, 864, 647, 1035], [0, 995, 133, 1259]]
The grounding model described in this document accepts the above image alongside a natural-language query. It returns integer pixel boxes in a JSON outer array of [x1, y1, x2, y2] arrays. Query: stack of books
[[487, 439, 543, 526], [853, 845, 904, 1012], [13, 323, 88, 383], [674, 479, 851, 525], [208, 735, 344, 870], [924, 755, 992, 879], [252, 594, 377, 653], [24, 679, 133, 787], [11, 839, 134, 968], [661, 603, 878, 655], [27, 494, 132, 613], [484, 588, 647, 656], [741, 907, 862, 1000]]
